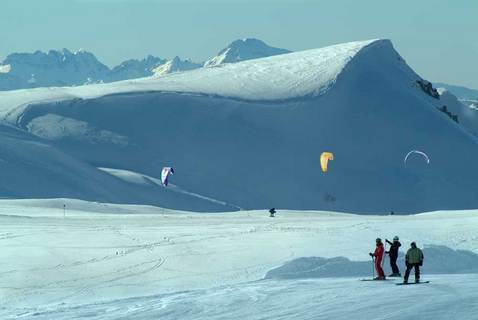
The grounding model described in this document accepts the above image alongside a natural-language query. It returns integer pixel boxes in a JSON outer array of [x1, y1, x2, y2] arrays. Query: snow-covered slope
[[1, 39, 478, 213], [435, 82, 478, 100], [436, 83, 478, 115], [204, 38, 290, 67], [0, 49, 109, 90], [152, 56, 201, 76], [1, 202, 477, 319], [0, 124, 231, 211], [436, 88, 478, 135]]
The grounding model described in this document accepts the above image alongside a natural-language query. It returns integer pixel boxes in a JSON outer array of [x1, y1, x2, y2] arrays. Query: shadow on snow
[[265, 245, 478, 279]]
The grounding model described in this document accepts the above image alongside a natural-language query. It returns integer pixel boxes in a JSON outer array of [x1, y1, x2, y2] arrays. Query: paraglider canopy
[[161, 167, 175, 186], [320, 152, 334, 172], [404, 150, 430, 164]]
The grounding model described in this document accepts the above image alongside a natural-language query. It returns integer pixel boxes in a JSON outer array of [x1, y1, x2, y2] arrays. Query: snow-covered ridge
[[0, 39, 380, 121]]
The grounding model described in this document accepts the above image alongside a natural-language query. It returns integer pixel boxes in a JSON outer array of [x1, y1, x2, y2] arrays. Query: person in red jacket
[[369, 238, 386, 280]]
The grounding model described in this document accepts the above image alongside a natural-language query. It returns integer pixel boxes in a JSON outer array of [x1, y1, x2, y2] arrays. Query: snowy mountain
[[435, 82, 478, 100], [107, 55, 166, 82], [436, 88, 478, 135], [204, 38, 290, 67], [0, 49, 109, 90], [152, 56, 201, 76], [0, 38, 288, 90], [0, 50, 201, 90], [1, 39, 478, 213], [435, 82, 478, 112]]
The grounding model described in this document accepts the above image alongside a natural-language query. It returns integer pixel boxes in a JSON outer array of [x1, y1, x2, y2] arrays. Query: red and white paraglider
[[161, 167, 175, 186]]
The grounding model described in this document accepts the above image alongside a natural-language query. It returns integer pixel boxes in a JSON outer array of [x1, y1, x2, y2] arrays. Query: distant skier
[[369, 238, 385, 280], [386, 236, 401, 277], [269, 208, 276, 217], [403, 242, 424, 283]]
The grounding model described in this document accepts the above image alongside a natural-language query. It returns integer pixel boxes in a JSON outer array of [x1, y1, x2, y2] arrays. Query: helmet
[[411, 242, 417, 247], [393, 236, 399, 241], [376, 238, 382, 242]]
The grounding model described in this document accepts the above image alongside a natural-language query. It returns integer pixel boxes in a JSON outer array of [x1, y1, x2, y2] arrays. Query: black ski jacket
[[386, 240, 401, 259]]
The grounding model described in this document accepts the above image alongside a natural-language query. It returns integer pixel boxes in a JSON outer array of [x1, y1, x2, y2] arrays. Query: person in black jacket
[[269, 208, 276, 217], [385, 236, 401, 277]]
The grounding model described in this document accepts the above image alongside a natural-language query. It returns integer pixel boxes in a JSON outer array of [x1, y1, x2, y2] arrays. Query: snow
[[0, 200, 477, 319], [98, 167, 160, 186], [203, 38, 291, 67], [27, 114, 129, 145], [435, 82, 478, 100], [0, 49, 109, 90], [152, 57, 201, 76], [107, 56, 166, 82], [0, 38, 292, 91], [0, 39, 377, 121], [0, 64, 11, 73], [98, 167, 242, 210], [437, 88, 478, 135], [1, 39, 478, 213]]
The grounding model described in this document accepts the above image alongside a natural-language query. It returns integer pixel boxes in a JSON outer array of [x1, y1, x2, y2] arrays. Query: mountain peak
[[204, 38, 291, 67], [0, 48, 109, 89], [228, 38, 269, 48], [152, 56, 201, 77]]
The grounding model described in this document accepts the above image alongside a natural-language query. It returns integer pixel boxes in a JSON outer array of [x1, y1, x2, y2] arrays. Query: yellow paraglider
[[320, 152, 334, 173]]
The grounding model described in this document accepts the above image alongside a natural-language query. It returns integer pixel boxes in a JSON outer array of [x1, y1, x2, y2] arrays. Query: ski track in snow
[[7, 276, 477, 320], [0, 200, 477, 319], [98, 167, 243, 210]]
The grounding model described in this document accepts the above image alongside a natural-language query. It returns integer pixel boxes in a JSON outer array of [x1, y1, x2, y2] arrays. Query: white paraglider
[[404, 150, 430, 164], [161, 167, 175, 186]]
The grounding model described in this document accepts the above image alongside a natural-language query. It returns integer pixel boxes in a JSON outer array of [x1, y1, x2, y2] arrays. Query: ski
[[396, 281, 430, 286], [360, 279, 390, 281]]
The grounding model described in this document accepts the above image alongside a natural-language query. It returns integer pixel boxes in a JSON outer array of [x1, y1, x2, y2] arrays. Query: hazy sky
[[1, 0, 477, 88]]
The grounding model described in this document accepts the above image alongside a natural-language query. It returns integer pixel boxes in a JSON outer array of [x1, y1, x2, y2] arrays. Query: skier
[[369, 238, 385, 280], [403, 241, 424, 284], [269, 208, 276, 217], [385, 236, 401, 277]]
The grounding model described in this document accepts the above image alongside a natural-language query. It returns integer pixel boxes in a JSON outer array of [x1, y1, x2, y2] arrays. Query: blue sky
[[1, 0, 477, 88]]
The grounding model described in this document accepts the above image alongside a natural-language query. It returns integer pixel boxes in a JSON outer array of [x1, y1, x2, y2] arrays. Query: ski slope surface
[[0, 200, 477, 319]]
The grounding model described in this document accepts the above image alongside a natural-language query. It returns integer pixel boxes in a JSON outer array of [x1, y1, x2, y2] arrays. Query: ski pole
[[382, 242, 387, 268], [371, 256, 375, 279]]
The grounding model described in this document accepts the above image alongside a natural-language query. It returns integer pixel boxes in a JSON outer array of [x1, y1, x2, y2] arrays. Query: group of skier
[[369, 237, 424, 283], [268, 209, 425, 284]]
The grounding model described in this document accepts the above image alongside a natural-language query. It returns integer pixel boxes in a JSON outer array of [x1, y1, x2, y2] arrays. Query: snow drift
[[0, 39, 478, 213], [265, 246, 478, 279]]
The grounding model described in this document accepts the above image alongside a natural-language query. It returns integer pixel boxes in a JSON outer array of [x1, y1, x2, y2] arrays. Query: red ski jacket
[[373, 244, 384, 263]]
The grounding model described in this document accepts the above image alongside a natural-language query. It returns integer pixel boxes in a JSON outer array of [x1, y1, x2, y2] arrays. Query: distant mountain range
[[435, 83, 478, 100], [0, 38, 290, 91], [435, 82, 478, 109]]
